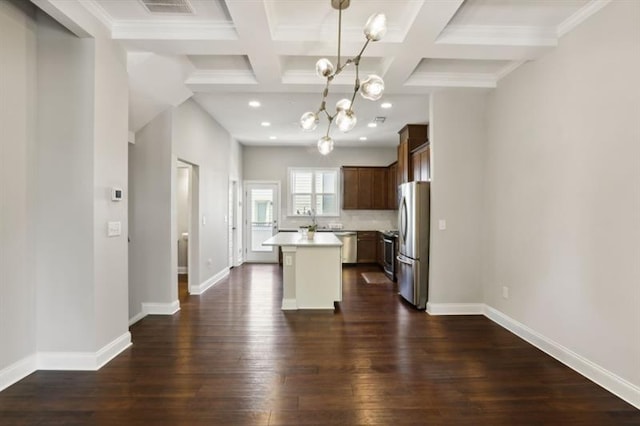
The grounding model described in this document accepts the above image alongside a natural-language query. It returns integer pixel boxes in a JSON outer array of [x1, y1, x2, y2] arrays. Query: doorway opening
[[229, 180, 238, 268], [176, 160, 193, 300]]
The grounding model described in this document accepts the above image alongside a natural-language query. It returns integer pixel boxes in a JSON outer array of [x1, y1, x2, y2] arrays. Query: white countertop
[[263, 232, 342, 247]]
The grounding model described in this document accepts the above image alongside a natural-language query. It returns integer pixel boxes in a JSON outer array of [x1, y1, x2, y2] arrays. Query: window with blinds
[[289, 168, 339, 216]]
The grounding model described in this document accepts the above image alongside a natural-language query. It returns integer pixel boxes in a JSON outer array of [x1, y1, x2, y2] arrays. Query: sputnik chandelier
[[300, 0, 387, 155]]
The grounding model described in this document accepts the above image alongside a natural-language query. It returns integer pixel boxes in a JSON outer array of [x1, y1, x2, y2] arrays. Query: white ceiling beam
[[224, 0, 282, 86], [381, 0, 464, 92]]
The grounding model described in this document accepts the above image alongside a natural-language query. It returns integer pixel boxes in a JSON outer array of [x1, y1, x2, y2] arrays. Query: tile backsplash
[[281, 209, 397, 231]]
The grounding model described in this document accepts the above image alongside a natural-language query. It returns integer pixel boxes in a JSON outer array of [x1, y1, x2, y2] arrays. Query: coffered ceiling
[[50, 0, 606, 147]]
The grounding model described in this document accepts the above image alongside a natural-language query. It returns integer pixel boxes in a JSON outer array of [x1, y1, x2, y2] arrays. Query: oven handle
[[383, 237, 394, 244]]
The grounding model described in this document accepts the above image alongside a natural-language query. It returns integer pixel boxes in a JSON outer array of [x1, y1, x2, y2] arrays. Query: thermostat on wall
[[111, 187, 123, 201]]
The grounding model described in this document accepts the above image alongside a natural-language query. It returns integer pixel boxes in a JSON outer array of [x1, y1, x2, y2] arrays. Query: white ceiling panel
[[60, 0, 608, 145], [92, 0, 231, 21]]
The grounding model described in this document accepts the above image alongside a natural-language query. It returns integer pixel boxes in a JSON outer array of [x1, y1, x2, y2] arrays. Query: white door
[[245, 182, 279, 263]]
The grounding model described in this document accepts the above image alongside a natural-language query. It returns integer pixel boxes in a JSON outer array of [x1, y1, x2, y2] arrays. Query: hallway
[[0, 264, 637, 425]]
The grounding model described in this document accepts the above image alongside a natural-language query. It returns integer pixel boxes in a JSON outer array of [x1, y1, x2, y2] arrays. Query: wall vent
[[139, 0, 194, 14]]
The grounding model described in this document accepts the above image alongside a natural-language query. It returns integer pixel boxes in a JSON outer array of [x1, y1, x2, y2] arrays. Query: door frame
[[244, 180, 281, 263]]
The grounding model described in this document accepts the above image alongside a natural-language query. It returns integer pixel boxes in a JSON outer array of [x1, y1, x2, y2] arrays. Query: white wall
[[1, 0, 130, 387], [129, 99, 241, 318], [34, 10, 96, 352], [428, 90, 487, 307], [129, 109, 175, 316], [0, 0, 37, 375], [484, 0, 639, 394], [92, 32, 129, 350], [243, 146, 398, 230], [173, 99, 236, 286]]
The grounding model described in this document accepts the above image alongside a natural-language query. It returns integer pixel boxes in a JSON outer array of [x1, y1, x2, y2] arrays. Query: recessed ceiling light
[[381, 102, 392, 109], [359, 136, 367, 141], [367, 123, 377, 128], [261, 121, 271, 127], [249, 100, 261, 108], [269, 136, 277, 140]]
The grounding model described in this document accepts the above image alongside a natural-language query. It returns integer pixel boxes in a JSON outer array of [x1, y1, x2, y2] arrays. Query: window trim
[[287, 167, 341, 218]]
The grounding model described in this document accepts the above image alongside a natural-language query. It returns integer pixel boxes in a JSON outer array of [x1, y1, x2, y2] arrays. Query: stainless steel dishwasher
[[334, 232, 357, 264]]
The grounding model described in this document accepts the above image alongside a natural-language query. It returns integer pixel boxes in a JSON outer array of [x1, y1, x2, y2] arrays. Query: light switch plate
[[107, 221, 121, 237], [438, 219, 446, 230]]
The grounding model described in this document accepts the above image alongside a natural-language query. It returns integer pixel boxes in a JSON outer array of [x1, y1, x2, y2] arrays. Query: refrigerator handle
[[399, 197, 408, 243], [396, 255, 414, 265]]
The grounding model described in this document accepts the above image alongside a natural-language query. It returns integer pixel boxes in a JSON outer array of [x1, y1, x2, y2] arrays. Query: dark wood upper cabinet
[[342, 166, 392, 210], [387, 162, 398, 210], [357, 168, 374, 209], [372, 167, 387, 209], [342, 167, 359, 209], [398, 124, 428, 183], [411, 143, 431, 182]]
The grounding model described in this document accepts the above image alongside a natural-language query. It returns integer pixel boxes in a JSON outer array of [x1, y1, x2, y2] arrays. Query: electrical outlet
[[502, 286, 509, 299], [438, 219, 446, 230], [285, 255, 292, 266]]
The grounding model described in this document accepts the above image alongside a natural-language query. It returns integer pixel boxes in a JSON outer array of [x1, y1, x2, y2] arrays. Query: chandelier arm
[[348, 63, 361, 110], [336, 4, 343, 69], [353, 39, 370, 64]]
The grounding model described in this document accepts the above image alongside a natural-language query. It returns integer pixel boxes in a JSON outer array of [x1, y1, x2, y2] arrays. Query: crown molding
[[185, 70, 258, 85], [557, 0, 612, 38], [112, 20, 238, 40], [436, 25, 557, 47], [405, 72, 497, 88], [496, 60, 527, 81]]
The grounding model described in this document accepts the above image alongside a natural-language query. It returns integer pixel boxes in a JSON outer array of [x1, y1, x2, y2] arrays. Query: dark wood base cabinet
[[356, 231, 377, 263]]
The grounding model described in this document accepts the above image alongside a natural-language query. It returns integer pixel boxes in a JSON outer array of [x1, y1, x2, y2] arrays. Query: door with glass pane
[[245, 182, 279, 263]]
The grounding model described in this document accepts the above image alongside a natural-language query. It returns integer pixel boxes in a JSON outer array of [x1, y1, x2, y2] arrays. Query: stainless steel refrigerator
[[397, 181, 430, 309]]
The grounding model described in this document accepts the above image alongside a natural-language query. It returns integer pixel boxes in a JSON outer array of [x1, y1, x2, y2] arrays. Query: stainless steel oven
[[382, 231, 397, 281]]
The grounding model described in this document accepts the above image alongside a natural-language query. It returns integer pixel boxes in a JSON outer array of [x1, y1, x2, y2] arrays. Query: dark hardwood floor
[[0, 264, 638, 425]]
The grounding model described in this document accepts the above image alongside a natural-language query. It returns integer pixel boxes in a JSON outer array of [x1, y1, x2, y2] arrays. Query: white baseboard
[[38, 331, 131, 371], [142, 300, 180, 315], [177, 266, 188, 274], [484, 305, 640, 410], [281, 298, 297, 310], [96, 332, 132, 369], [128, 311, 146, 326], [190, 267, 229, 295], [0, 354, 37, 392], [426, 302, 485, 315]]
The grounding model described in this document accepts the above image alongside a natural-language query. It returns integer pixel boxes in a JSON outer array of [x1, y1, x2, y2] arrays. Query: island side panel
[[295, 246, 342, 309], [281, 246, 297, 310]]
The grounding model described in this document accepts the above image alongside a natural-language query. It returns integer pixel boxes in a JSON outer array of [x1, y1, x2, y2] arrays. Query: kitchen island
[[262, 232, 342, 310]]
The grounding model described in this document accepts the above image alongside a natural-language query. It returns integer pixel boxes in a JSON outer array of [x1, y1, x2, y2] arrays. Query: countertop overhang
[[263, 232, 342, 247]]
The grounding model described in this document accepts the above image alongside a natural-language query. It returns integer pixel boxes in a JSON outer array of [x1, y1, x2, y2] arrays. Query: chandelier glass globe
[[300, 111, 319, 131], [317, 136, 334, 155], [360, 74, 385, 101], [335, 109, 357, 132], [364, 13, 387, 41], [316, 58, 335, 78], [336, 98, 351, 112]]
